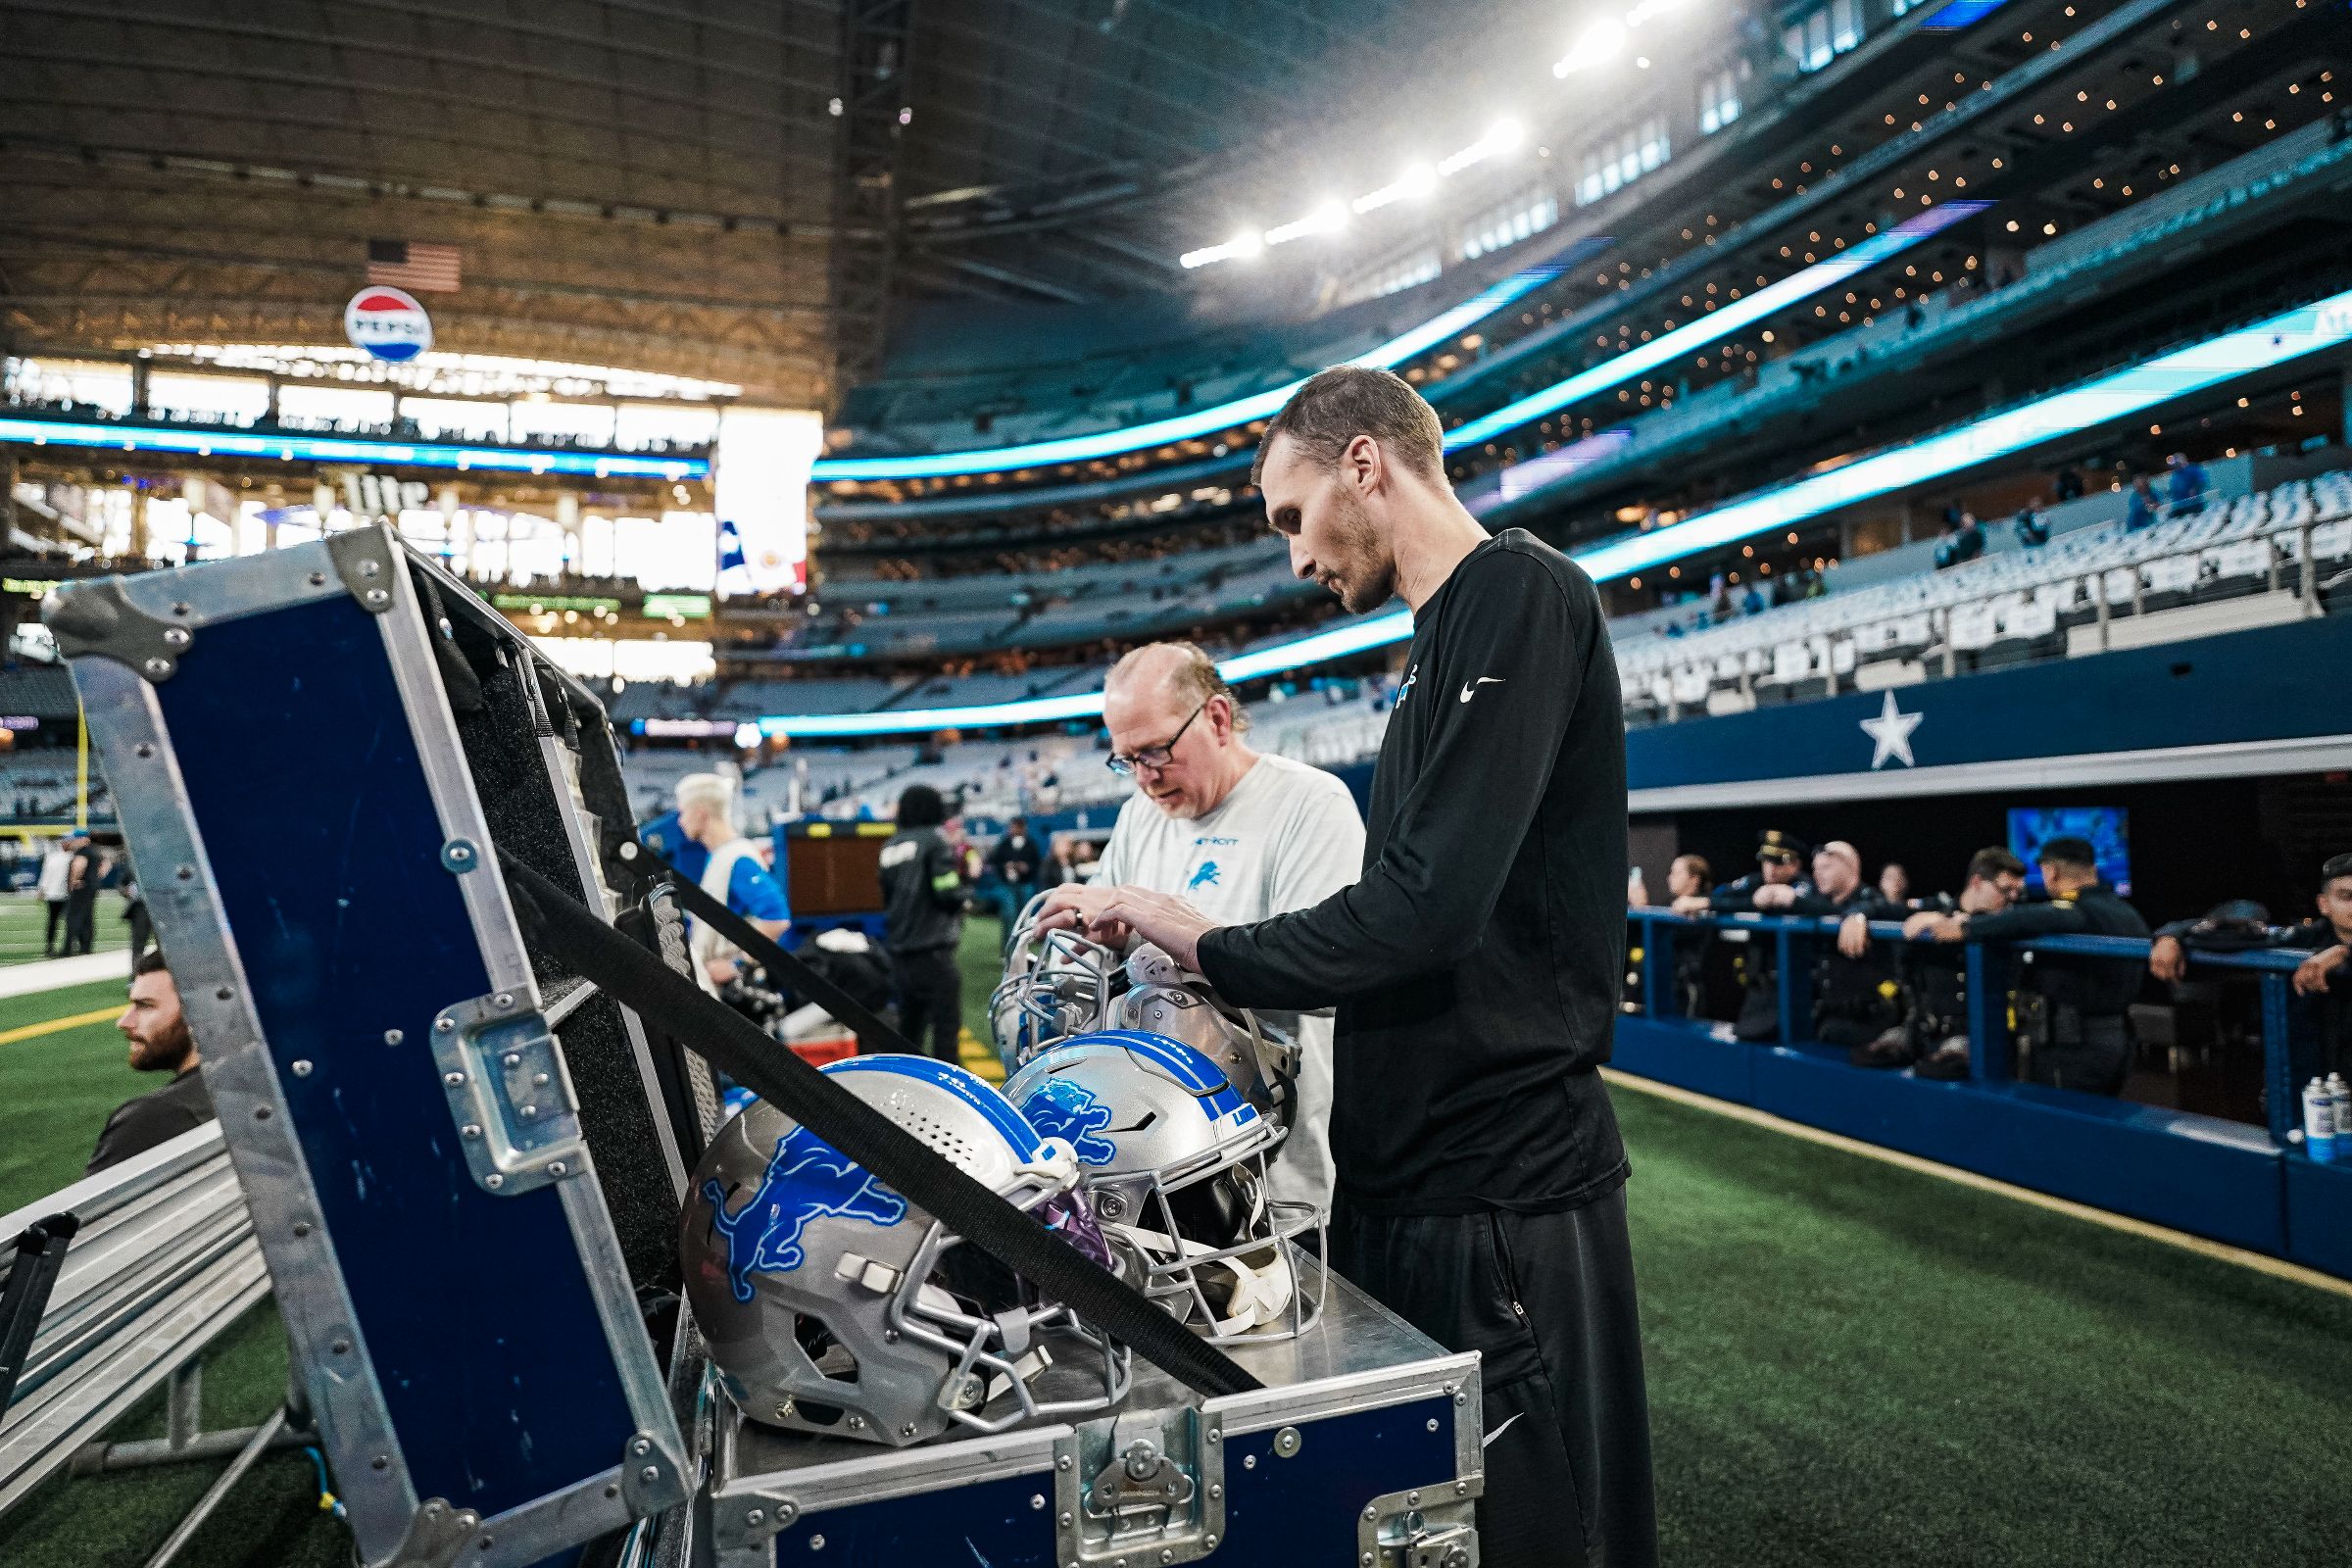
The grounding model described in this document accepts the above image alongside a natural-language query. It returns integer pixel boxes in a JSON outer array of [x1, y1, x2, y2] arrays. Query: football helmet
[[990, 892, 1126, 1068], [1113, 945, 1298, 1123], [1005, 1030, 1324, 1343], [682, 1054, 1128, 1446]]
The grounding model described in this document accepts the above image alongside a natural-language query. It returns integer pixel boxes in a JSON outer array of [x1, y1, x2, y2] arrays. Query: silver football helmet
[[1114, 944, 1298, 1123], [1005, 1030, 1325, 1343], [990, 891, 1125, 1069], [681, 1054, 1129, 1446]]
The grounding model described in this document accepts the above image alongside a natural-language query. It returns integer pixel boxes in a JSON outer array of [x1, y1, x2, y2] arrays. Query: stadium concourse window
[[1699, 67, 1744, 134], [1577, 117, 1672, 208], [1459, 188, 1562, 262], [1784, 0, 1861, 73]]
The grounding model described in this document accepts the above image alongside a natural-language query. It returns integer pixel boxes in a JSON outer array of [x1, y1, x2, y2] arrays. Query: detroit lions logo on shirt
[[1019, 1079, 1118, 1166], [701, 1126, 907, 1302], [1188, 860, 1222, 891]]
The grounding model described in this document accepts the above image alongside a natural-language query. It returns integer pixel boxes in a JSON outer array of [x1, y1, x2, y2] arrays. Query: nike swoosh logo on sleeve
[[1459, 677, 1504, 704]]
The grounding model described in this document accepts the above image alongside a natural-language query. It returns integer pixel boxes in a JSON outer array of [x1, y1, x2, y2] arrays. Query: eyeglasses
[[1105, 702, 1207, 777]]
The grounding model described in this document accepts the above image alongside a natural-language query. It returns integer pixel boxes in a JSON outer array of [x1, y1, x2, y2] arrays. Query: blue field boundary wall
[[1620, 910, 2352, 1280]]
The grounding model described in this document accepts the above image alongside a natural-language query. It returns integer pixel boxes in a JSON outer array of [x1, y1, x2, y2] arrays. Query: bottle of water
[[2303, 1078, 2339, 1164]]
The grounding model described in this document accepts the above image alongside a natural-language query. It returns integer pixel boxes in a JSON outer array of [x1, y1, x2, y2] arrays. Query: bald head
[[1813, 840, 1861, 899]]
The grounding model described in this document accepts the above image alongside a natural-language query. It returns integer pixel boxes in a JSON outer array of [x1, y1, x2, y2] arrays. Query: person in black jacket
[[1785, 841, 1905, 1051], [1037, 365, 1654, 1568], [1709, 830, 1813, 1041], [2150, 855, 2352, 1073], [877, 784, 968, 1064], [1855, 848, 2027, 1076], [1920, 835, 2148, 1095], [87, 951, 214, 1175]]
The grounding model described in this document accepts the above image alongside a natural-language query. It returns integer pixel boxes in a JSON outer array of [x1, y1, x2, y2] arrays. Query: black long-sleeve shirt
[[86, 1067, 214, 1175], [877, 825, 965, 955], [1198, 529, 1628, 1215], [1966, 884, 2149, 1016]]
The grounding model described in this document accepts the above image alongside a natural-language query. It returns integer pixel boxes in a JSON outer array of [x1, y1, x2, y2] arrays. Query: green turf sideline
[[0, 894, 129, 967], [0, 978, 148, 1213]]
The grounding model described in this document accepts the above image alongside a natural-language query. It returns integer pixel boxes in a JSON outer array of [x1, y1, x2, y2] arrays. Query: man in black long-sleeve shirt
[[1919, 834, 2148, 1094], [877, 783, 969, 1064], [1042, 366, 1654, 1568]]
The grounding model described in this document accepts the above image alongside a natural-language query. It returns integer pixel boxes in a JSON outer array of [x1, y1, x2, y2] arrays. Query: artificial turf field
[[0, 891, 129, 969], [3, 919, 2348, 1566]]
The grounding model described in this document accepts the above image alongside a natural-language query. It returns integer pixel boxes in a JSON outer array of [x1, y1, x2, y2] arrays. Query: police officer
[[1927, 835, 2147, 1095], [876, 784, 969, 1065], [2150, 853, 2352, 1074], [1786, 841, 1905, 1051], [1709, 830, 1811, 1041], [1856, 849, 2027, 1077]]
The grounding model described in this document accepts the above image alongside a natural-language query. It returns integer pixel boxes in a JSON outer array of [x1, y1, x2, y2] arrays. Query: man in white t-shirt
[[1094, 642, 1364, 1211]]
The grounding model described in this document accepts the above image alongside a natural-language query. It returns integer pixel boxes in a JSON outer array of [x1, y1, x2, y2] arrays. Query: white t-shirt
[[37, 848, 72, 902], [1097, 752, 1365, 1212]]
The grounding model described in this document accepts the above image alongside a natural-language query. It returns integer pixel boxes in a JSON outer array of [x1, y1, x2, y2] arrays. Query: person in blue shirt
[[2125, 473, 2160, 532], [656, 773, 790, 992], [2166, 451, 2208, 515]]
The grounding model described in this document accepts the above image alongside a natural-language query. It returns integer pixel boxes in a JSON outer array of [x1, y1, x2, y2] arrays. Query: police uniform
[[2155, 905, 2352, 1077], [1967, 879, 2148, 1095], [1787, 882, 1905, 1050], [1854, 890, 1970, 1074], [1708, 831, 1811, 1042]]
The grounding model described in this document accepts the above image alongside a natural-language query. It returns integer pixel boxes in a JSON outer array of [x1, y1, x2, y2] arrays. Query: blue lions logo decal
[[1187, 860, 1221, 891], [1020, 1079, 1118, 1166], [702, 1125, 907, 1302]]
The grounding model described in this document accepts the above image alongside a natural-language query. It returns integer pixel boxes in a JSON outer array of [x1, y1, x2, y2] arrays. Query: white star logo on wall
[[1860, 690, 1924, 769]]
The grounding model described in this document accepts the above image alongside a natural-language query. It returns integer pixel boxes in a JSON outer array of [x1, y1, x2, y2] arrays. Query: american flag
[[367, 239, 462, 293]]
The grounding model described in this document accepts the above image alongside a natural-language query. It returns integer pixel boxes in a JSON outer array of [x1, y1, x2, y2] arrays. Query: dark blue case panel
[[763, 1396, 1459, 1565], [160, 596, 634, 1514]]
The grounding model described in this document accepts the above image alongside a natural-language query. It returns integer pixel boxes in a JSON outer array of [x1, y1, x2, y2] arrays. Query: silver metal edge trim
[[1209, 1349, 1482, 1438], [111, 540, 354, 627], [708, 1417, 1066, 1522], [370, 530, 688, 1495], [65, 652, 421, 1556], [368, 525, 537, 1002], [462, 1460, 657, 1568]]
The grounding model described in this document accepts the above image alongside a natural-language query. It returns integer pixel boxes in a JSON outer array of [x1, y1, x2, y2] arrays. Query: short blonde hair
[[1105, 642, 1250, 733]]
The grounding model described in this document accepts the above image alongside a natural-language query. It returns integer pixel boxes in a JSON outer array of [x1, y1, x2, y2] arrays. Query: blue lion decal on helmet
[[1019, 1078, 1118, 1167], [702, 1125, 908, 1302]]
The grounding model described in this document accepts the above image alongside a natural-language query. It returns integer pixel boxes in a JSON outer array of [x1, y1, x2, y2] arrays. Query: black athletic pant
[[889, 946, 962, 1065], [1331, 1181, 1656, 1568], [64, 893, 96, 956], [42, 899, 65, 955]]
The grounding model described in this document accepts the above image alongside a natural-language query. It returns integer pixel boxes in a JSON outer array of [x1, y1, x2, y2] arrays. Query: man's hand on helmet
[[1039, 883, 1215, 973]]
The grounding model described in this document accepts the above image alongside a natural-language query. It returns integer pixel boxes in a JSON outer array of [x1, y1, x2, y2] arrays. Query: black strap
[[628, 839, 917, 1058], [0, 1212, 79, 1409], [501, 854, 1260, 1400]]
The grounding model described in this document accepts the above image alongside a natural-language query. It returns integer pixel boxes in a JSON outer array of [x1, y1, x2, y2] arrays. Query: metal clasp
[[1358, 1484, 1481, 1568], [429, 989, 585, 1196], [1055, 1407, 1225, 1565]]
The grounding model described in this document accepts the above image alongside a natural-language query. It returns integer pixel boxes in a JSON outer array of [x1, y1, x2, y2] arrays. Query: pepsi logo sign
[[343, 286, 433, 363]]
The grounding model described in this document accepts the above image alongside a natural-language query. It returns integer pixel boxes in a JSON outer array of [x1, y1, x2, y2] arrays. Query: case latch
[[1055, 1406, 1226, 1565], [430, 989, 586, 1196], [1358, 1483, 1480, 1568]]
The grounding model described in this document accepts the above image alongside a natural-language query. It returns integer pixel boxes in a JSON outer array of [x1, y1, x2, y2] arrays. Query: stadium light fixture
[[1438, 120, 1526, 177], [1554, 19, 1626, 76], [809, 263, 1565, 481], [760, 284, 2352, 736], [1443, 201, 1988, 450], [1263, 201, 1350, 246]]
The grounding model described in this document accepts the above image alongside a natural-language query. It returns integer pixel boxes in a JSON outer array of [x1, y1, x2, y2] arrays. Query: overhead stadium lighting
[[1553, 19, 1626, 76], [0, 417, 707, 479], [809, 263, 1565, 482], [1443, 202, 1989, 451], [1437, 120, 1526, 177], [761, 284, 2352, 736], [1262, 201, 1350, 246], [1350, 162, 1440, 216]]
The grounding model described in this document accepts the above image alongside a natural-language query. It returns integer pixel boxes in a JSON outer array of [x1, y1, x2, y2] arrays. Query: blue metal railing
[[1619, 905, 2350, 1277], [1625, 907, 2328, 1146]]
